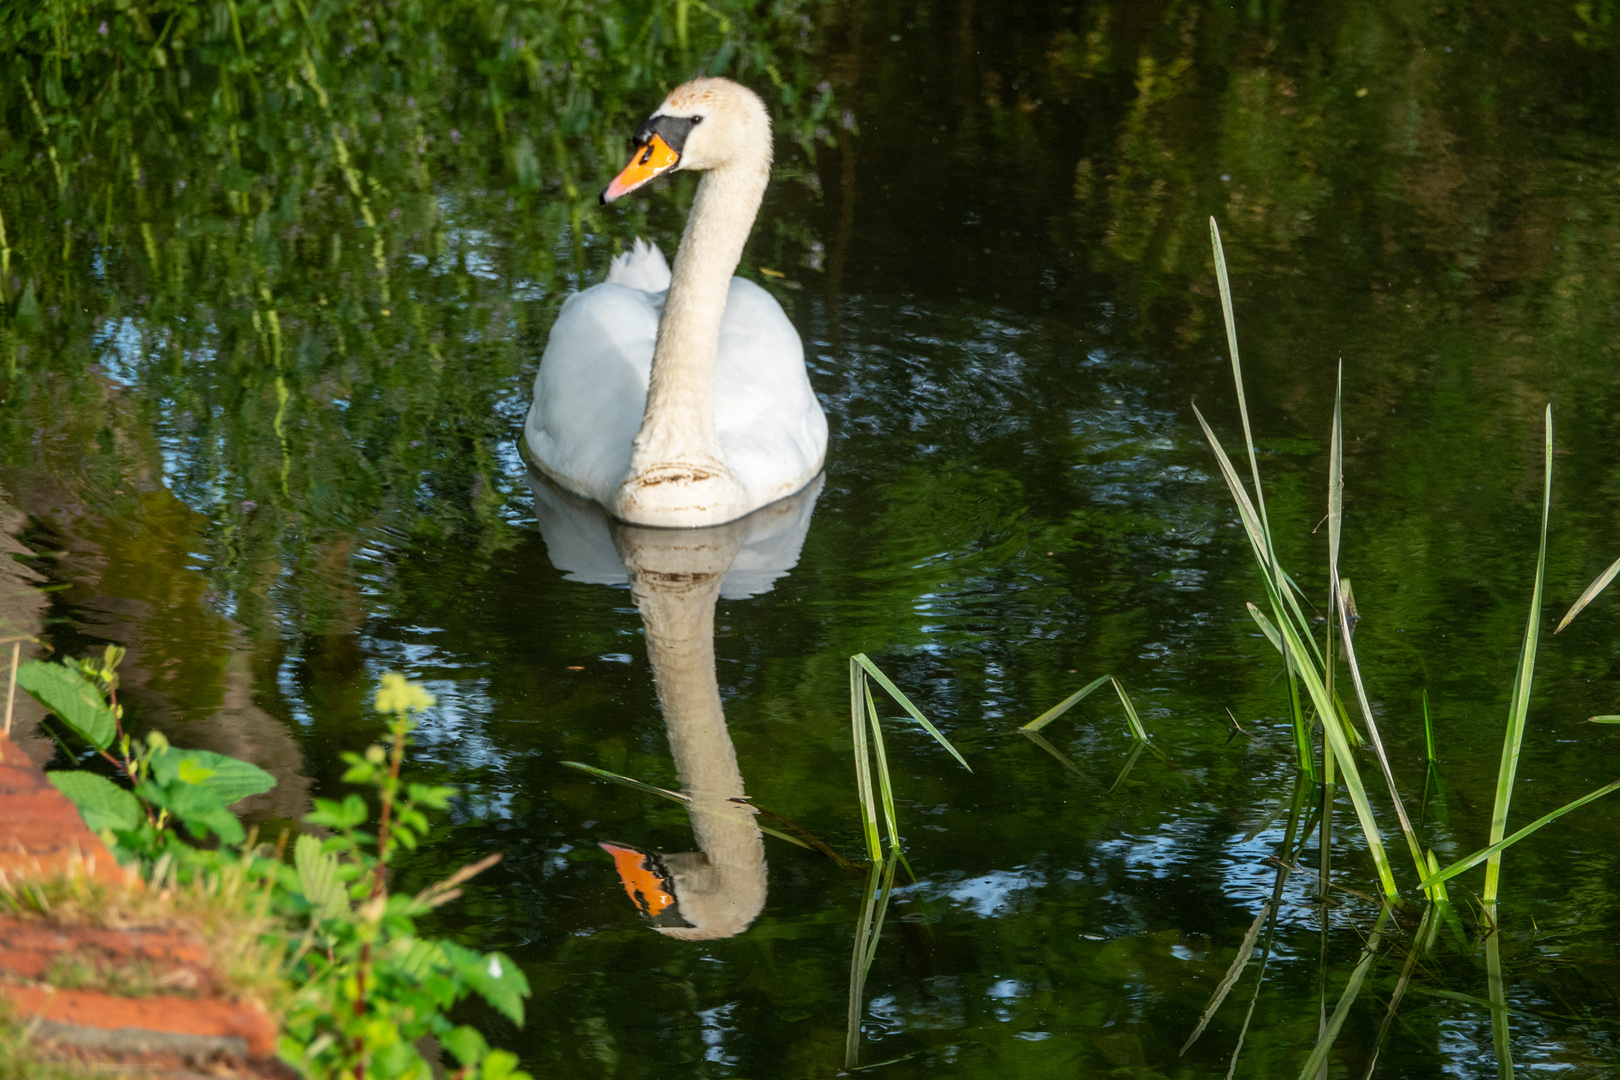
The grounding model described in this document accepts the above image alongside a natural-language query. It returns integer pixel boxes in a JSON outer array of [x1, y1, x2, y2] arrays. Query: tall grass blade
[[1483, 405, 1552, 908], [850, 659, 883, 863], [1294, 907, 1392, 1080], [1209, 218, 1275, 549], [1111, 678, 1149, 742], [1327, 369, 1429, 883], [864, 683, 903, 855], [852, 654, 971, 772], [1246, 602, 1282, 654], [1022, 674, 1111, 732], [1554, 552, 1620, 632], [1486, 931, 1512, 1080], [1588, 716, 1620, 724], [1181, 904, 1269, 1054], [1419, 778, 1620, 890]]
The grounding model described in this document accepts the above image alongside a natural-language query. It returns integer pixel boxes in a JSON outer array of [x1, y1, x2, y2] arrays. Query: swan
[[525, 77, 828, 528], [530, 469, 824, 938]]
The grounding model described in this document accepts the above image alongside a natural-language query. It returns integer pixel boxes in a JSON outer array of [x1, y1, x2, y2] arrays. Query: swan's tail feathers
[[606, 238, 672, 292]]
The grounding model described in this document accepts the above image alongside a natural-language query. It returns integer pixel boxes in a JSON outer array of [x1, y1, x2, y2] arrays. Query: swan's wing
[[526, 283, 657, 503], [714, 278, 829, 508]]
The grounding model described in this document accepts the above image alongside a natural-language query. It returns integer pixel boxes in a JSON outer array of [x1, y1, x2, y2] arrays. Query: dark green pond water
[[5, 1, 1620, 1076]]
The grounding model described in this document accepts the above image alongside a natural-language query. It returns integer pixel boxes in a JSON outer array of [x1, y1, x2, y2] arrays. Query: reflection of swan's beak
[[599, 842, 694, 929], [601, 134, 680, 204]]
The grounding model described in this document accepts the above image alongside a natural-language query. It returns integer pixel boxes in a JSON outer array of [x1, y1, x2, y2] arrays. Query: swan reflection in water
[[530, 470, 823, 940]]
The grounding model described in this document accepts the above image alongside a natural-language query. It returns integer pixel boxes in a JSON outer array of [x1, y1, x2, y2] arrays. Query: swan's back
[[526, 244, 826, 512]]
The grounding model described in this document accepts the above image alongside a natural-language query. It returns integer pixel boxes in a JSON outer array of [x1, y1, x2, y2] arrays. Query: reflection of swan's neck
[[626, 531, 765, 941], [632, 158, 769, 470]]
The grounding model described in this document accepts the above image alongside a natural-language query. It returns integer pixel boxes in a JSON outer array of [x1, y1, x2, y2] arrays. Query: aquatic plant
[[1190, 218, 1620, 1075]]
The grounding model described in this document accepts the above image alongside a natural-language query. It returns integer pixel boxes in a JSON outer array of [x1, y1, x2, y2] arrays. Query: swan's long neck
[[631, 159, 769, 470], [630, 558, 766, 940]]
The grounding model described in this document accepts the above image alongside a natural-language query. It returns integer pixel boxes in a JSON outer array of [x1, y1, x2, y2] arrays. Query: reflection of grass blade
[[1420, 778, 1620, 890], [1483, 407, 1552, 908], [1111, 678, 1149, 742], [1422, 689, 1437, 762], [1555, 551, 1620, 632], [844, 857, 899, 1071], [852, 654, 971, 772], [1294, 907, 1391, 1080], [560, 760, 815, 851], [1361, 906, 1430, 1080], [1181, 904, 1270, 1054], [1022, 674, 1111, 732], [850, 659, 883, 863], [1486, 931, 1512, 1080], [1019, 730, 1096, 787], [1107, 742, 1145, 793]]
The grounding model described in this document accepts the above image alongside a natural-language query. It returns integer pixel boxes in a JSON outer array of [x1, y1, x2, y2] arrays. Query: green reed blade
[[1425, 849, 1450, 905], [1022, 674, 1111, 731], [1111, 678, 1149, 742], [1423, 689, 1437, 762], [1210, 218, 1276, 552], [1295, 907, 1391, 1080], [865, 682, 903, 856], [1483, 405, 1552, 908], [1486, 931, 1512, 1079], [852, 653, 971, 772], [1555, 551, 1620, 632], [850, 659, 883, 863], [1420, 778, 1620, 890], [1247, 602, 1283, 654], [1275, 602, 1399, 898], [1180, 903, 1270, 1055], [1588, 716, 1620, 724]]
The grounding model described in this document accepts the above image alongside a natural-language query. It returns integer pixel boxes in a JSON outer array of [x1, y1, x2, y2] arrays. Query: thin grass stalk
[[1107, 742, 1145, 793], [559, 761, 816, 851], [1019, 729, 1095, 786], [1110, 678, 1149, 742], [852, 654, 971, 771], [844, 856, 899, 1070], [1361, 905, 1433, 1080], [1554, 551, 1620, 632], [1328, 375, 1429, 885], [1420, 778, 1620, 890], [1022, 674, 1111, 732], [850, 659, 882, 863], [1181, 905, 1269, 1054], [1483, 406, 1552, 908], [1486, 931, 1512, 1080], [4, 640, 17, 737], [864, 683, 902, 855], [1295, 907, 1392, 1080]]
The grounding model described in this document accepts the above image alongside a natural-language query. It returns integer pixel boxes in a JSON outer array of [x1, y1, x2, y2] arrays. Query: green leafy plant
[[17, 657, 531, 1080]]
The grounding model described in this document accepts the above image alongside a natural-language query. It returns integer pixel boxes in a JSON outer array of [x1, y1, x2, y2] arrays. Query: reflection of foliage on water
[[0, 0, 833, 630]]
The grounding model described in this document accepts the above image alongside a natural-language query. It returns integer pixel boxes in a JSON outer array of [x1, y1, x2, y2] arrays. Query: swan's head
[[601, 77, 772, 204]]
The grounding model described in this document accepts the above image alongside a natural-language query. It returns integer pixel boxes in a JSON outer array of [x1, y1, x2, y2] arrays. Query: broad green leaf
[[138, 779, 246, 845], [445, 943, 529, 1027], [17, 661, 116, 750], [149, 745, 275, 806], [306, 794, 369, 830], [441, 1026, 490, 1067], [47, 771, 141, 833], [295, 833, 350, 921]]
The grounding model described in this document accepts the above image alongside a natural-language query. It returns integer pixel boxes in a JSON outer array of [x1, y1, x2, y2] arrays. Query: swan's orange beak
[[601, 135, 680, 204], [599, 842, 690, 927]]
